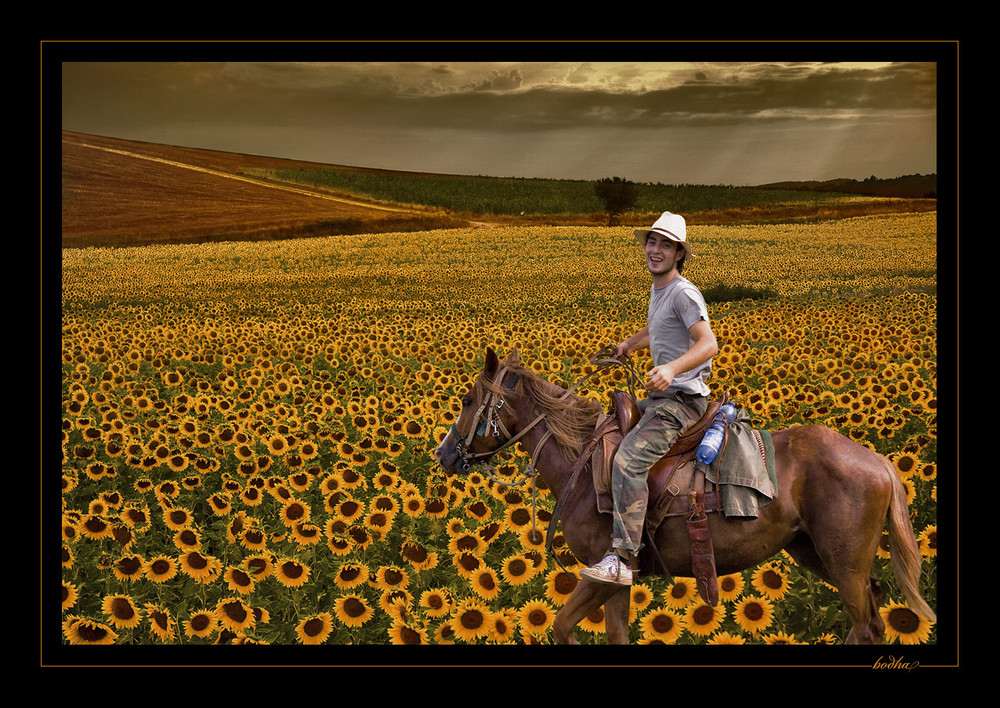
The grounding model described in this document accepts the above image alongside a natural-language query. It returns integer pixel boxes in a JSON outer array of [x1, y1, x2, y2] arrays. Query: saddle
[[591, 390, 731, 605]]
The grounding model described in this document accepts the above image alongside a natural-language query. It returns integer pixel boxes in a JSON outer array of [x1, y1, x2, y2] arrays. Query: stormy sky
[[59, 53, 942, 185]]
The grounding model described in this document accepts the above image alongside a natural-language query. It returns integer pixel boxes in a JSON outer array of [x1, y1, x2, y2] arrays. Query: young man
[[580, 211, 719, 586]]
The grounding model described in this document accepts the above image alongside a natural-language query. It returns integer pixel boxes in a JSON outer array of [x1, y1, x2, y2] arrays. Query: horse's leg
[[603, 585, 632, 644], [785, 534, 885, 644], [552, 579, 628, 645]]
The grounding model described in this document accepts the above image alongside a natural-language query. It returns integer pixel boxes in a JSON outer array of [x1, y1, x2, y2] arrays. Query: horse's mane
[[483, 362, 602, 460]]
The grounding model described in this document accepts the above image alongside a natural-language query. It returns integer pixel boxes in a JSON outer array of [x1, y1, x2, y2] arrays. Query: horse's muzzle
[[431, 433, 460, 474]]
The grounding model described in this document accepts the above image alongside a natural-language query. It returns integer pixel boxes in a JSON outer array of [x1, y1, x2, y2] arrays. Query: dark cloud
[[59, 60, 939, 184]]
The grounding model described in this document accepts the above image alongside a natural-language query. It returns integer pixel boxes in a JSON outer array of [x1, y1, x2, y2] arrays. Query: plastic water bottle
[[696, 403, 737, 465]]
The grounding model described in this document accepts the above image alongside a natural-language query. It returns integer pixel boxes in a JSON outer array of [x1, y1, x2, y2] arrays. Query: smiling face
[[644, 232, 685, 285]]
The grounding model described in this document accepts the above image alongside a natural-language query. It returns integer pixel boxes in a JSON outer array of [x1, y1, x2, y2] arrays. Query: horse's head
[[432, 347, 524, 474]]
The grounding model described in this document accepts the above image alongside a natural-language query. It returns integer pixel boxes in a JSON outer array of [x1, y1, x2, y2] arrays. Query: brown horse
[[432, 348, 936, 645]]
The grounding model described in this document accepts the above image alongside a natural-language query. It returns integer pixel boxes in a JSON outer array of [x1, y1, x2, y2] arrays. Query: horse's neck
[[512, 391, 578, 501]]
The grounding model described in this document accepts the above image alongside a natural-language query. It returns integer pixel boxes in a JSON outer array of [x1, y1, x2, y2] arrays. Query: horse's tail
[[882, 457, 937, 623]]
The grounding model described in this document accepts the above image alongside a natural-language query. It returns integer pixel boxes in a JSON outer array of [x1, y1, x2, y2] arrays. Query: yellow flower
[[451, 597, 494, 643], [101, 594, 142, 629], [663, 577, 698, 608], [296, 612, 334, 645], [684, 602, 725, 637], [751, 562, 790, 600], [717, 573, 744, 602], [519, 599, 556, 638], [880, 602, 934, 645], [639, 607, 684, 644], [732, 595, 775, 634], [334, 594, 374, 628]]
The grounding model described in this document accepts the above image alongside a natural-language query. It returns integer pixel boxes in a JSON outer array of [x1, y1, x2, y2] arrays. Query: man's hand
[[645, 363, 677, 392]]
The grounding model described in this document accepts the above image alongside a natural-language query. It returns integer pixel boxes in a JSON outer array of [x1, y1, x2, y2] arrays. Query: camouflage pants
[[611, 391, 708, 556]]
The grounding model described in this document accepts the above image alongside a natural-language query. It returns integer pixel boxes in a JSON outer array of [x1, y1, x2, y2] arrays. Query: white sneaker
[[579, 553, 633, 586]]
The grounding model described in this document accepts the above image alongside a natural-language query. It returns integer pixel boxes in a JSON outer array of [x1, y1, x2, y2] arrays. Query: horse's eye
[[462, 396, 474, 408]]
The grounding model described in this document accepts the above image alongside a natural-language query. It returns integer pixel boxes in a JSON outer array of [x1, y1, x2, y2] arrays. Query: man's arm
[[644, 319, 719, 393], [617, 326, 650, 359]]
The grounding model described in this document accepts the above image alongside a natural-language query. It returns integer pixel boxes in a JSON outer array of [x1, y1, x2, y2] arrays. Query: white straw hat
[[634, 211, 693, 257]]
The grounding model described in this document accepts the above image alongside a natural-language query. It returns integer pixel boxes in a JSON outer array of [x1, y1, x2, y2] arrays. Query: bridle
[[449, 365, 540, 475]]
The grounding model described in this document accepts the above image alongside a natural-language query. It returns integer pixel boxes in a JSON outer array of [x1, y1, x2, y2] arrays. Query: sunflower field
[[59, 211, 939, 646]]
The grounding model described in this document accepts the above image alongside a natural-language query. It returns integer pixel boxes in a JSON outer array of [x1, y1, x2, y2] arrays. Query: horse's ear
[[507, 347, 521, 366], [485, 347, 499, 377]]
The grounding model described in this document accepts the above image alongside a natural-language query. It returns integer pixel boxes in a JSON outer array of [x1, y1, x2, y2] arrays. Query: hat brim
[[634, 228, 694, 257]]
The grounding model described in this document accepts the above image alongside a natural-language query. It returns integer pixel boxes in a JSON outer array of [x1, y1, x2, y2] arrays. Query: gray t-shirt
[[647, 275, 712, 397]]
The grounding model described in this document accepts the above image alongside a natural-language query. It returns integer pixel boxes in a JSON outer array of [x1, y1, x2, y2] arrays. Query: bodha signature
[[873, 655, 919, 671]]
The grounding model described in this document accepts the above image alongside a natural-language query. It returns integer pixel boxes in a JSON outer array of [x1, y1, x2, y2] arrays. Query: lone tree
[[594, 176, 637, 226]]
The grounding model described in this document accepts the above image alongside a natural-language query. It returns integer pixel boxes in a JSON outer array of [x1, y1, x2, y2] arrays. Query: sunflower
[[917, 524, 937, 558], [500, 553, 536, 586], [183, 610, 219, 639], [629, 583, 654, 620], [216, 597, 256, 633], [419, 587, 455, 619], [505, 505, 534, 533], [379, 588, 414, 616], [224, 566, 257, 595], [374, 565, 409, 592], [102, 594, 143, 630], [448, 532, 484, 558], [62, 581, 78, 611], [239, 527, 268, 551], [876, 530, 892, 559], [333, 498, 364, 525], [751, 563, 790, 600], [207, 494, 232, 516], [519, 599, 556, 638], [812, 633, 839, 645], [274, 558, 311, 588], [334, 593, 374, 628], [451, 597, 494, 643], [544, 568, 579, 606], [280, 499, 311, 527], [733, 595, 775, 635], [717, 573, 744, 602], [363, 510, 394, 540], [388, 616, 430, 645], [639, 607, 684, 644], [470, 566, 502, 601], [119, 503, 151, 529], [663, 577, 698, 609], [78, 514, 115, 541], [761, 631, 804, 645], [401, 494, 425, 517], [880, 602, 934, 645], [112, 553, 145, 583], [486, 609, 518, 645], [292, 522, 322, 546], [520, 524, 548, 551], [400, 540, 438, 571], [706, 631, 746, 645], [144, 555, 178, 583], [684, 602, 725, 637], [296, 612, 334, 645], [180, 551, 222, 583], [892, 452, 919, 479], [62, 616, 117, 645], [145, 603, 176, 642]]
